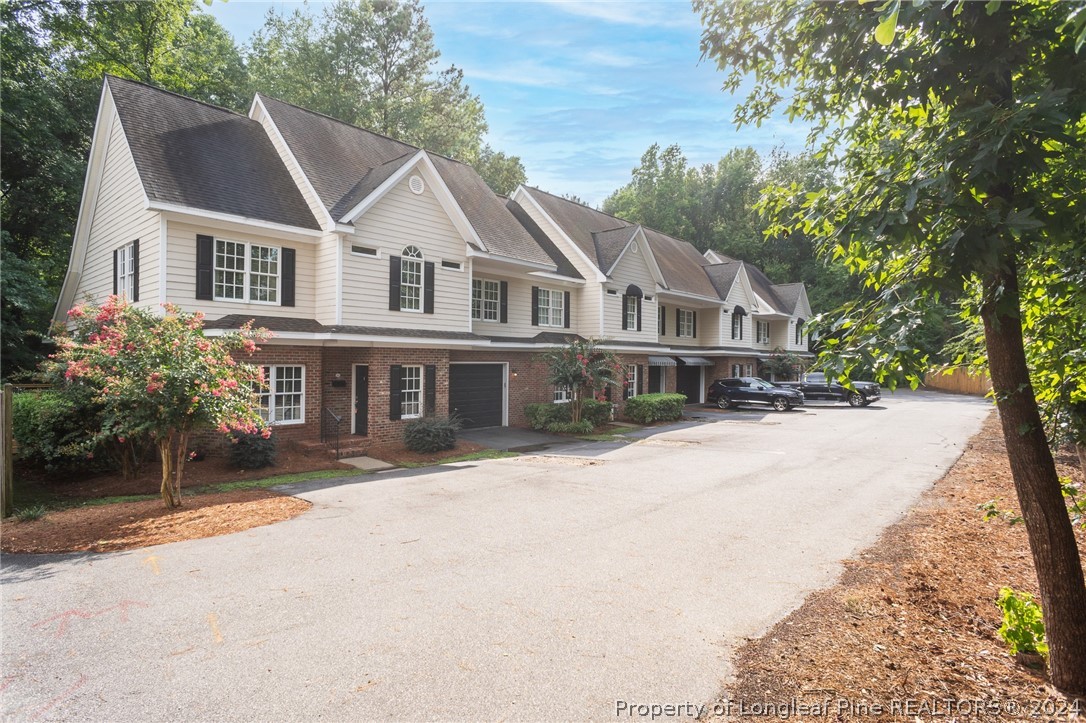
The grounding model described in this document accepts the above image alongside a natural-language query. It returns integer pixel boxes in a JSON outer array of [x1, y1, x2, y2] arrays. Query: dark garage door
[[449, 364, 505, 429]]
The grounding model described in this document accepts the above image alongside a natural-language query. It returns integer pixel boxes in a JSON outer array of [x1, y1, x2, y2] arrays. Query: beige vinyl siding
[[576, 286, 599, 337], [770, 320, 791, 350], [341, 175, 470, 331], [723, 277, 755, 348], [165, 220, 318, 318], [77, 113, 159, 307], [254, 104, 330, 229], [314, 238, 339, 325], [470, 275, 531, 337], [603, 241, 657, 342], [657, 301, 718, 347]]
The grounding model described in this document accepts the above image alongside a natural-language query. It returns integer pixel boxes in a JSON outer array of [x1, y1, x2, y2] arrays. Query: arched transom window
[[400, 246, 423, 311]]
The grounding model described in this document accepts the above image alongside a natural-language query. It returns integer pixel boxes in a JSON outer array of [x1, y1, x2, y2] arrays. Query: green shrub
[[525, 403, 570, 430], [229, 431, 277, 469], [545, 420, 594, 435], [12, 391, 91, 470], [15, 504, 48, 522], [580, 399, 613, 427], [624, 393, 687, 424], [403, 416, 461, 453], [996, 587, 1048, 658]]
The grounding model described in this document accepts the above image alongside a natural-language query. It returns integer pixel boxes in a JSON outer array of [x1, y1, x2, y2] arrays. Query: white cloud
[[538, 0, 699, 30]]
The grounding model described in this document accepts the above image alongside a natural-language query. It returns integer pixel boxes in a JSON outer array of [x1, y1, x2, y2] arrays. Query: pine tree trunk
[[981, 262, 1086, 696], [159, 434, 180, 509]]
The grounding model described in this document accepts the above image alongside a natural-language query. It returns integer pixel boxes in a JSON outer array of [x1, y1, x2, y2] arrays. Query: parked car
[[777, 372, 881, 407], [706, 377, 805, 412]]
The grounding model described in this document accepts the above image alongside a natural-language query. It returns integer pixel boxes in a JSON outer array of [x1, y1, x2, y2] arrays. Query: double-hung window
[[731, 313, 743, 340], [400, 365, 422, 418], [472, 279, 500, 321], [624, 364, 638, 400], [215, 239, 279, 303], [400, 246, 423, 312], [678, 309, 695, 338], [255, 366, 304, 424], [116, 242, 135, 298], [553, 386, 572, 404], [756, 320, 770, 344], [537, 288, 564, 327], [624, 295, 638, 330]]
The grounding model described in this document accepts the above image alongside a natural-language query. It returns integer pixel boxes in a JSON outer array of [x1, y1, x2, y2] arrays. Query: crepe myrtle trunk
[[158, 430, 189, 509], [981, 257, 1086, 695]]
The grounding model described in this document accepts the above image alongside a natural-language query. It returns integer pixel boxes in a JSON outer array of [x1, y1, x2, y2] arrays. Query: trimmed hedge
[[403, 416, 461, 453], [545, 420, 594, 435], [12, 391, 91, 470], [229, 431, 277, 469], [525, 399, 613, 431], [624, 393, 687, 424]]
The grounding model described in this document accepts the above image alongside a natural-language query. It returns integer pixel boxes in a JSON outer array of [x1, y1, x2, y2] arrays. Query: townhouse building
[[54, 76, 813, 446]]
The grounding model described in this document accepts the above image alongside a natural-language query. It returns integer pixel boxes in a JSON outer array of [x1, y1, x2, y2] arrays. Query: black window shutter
[[660, 305, 666, 335], [424, 364, 436, 416], [638, 365, 644, 395], [621, 295, 628, 330], [281, 247, 295, 307], [531, 286, 539, 326], [423, 261, 435, 314], [389, 365, 402, 420], [388, 257, 401, 311], [675, 307, 681, 334], [113, 249, 119, 296], [693, 311, 698, 338], [196, 235, 214, 300], [131, 240, 140, 301], [563, 291, 571, 328], [635, 297, 642, 331], [499, 281, 508, 323]]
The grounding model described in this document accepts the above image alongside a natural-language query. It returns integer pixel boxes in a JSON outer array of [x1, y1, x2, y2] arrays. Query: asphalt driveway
[[2, 390, 990, 721]]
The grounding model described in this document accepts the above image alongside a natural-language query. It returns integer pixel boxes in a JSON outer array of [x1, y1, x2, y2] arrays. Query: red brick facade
[[240, 344, 708, 446]]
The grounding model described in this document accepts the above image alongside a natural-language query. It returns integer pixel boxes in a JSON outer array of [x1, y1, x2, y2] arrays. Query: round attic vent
[[408, 175, 425, 195]]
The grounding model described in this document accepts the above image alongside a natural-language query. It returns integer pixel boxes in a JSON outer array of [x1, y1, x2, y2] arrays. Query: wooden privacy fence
[[925, 367, 992, 396], [1, 384, 12, 517]]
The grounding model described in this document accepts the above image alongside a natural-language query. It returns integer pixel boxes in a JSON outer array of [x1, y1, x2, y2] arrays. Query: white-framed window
[[116, 242, 135, 298], [624, 364, 638, 400], [472, 279, 500, 321], [624, 295, 638, 330], [745, 363, 754, 376], [756, 320, 770, 344], [795, 320, 804, 345], [553, 386, 572, 404], [731, 364, 742, 377], [678, 309, 695, 338], [255, 366, 305, 425], [400, 364, 422, 418], [731, 313, 743, 340], [400, 246, 423, 312], [215, 239, 279, 303], [537, 288, 564, 327]]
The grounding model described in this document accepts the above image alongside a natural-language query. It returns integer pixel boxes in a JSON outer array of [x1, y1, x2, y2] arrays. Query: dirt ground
[[4, 439, 491, 555], [708, 412, 1086, 720]]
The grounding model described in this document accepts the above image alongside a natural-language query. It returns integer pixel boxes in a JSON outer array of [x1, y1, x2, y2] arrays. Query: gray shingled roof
[[258, 95, 556, 267], [525, 188, 636, 269], [704, 261, 743, 300], [771, 283, 804, 315], [744, 263, 787, 312], [639, 228, 720, 298], [504, 200, 583, 279], [592, 226, 638, 272], [107, 77, 320, 230]]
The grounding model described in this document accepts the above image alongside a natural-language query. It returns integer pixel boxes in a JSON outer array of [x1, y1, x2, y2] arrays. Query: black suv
[[706, 377, 805, 412]]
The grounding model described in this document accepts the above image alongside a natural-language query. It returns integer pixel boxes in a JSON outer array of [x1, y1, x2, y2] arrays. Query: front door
[[648, 366, 663, 394], [676, 364, 702, 403], [353, 365, 368, 436]]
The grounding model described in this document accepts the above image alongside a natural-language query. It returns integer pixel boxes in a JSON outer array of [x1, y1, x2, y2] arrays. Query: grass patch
[[79, 493, 158, 507], [574, 432, 633, 442], [195, 468, 363, 494], [397, 449, 518, 468]]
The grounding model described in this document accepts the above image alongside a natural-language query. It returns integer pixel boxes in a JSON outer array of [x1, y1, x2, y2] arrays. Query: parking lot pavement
[[1, 390, 991, 721]]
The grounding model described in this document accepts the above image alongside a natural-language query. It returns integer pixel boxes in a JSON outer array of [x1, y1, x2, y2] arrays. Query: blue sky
[[207, 1, 809, 206]]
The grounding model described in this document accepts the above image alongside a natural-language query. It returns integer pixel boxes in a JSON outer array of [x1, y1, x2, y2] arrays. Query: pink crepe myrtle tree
[[540, 338, 624, 423], [50, 297, 270, 508]]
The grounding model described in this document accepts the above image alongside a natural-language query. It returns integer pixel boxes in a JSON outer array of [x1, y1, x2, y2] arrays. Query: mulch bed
[[707, 413, 1086, 720], [2, 490, 311, 554]]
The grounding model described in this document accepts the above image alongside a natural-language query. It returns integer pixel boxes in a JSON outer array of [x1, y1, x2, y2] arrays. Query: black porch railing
[[321, 407, 342, 459]]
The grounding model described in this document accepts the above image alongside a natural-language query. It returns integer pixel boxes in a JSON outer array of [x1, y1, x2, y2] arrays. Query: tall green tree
[[248, 0, 496, 164], [698, 0, 1086, 692]]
